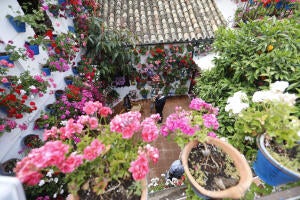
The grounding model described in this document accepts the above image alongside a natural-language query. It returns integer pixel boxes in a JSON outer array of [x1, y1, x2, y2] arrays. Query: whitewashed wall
[[0, 0, 76, 162]]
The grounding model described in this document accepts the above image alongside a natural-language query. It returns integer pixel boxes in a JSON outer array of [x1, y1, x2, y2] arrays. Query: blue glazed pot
[[253, 134, 300, 186], [7, 15, 26, 33], [58, 0, 66, 5], [55, 90, 64, 100], [29, 44, 39, 55], [68, 26, 75, 33], [45, 104, 54, 114], [72, 67, 79, 75], [0, 55, 14, 65], [41, 67, 51, 76], [2, 82, 11, 88], [64, 76, 73, 85]]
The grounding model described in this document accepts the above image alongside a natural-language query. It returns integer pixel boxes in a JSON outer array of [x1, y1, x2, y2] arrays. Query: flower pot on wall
[[22, 134, 43, 149], [41, 66, 51, 76], [45, 103, 54, 114], [181, 137, 253, 199], [64, 76, 73, 85], [72, 66, 79, 75], [7, 15, 26, 33], [58, 0, 66, 5], [55, 89, 65, 100], [0, 158, 20, 176], [253, 134, 300, 186], [0, 55, 14, 65], [26, 42, 39, 55]]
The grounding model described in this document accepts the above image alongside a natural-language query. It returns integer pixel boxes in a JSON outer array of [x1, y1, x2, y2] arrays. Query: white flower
[[161, 173, 165, 177], [54, 177, 58, 183], [270, 81, 289, 93], [245, 136, 254, 142], [46, 169, 54, 177], [225, 91, 249, 115], [38, 180, 45, 186], [53, 193, 57, 198], [17, 80, 21, 84], [60, 120, 67, 126], [60, 189, 64, 194], [281, 93, 297, 106], [20, 90, 26, 95], [29, 85, 37, 90]]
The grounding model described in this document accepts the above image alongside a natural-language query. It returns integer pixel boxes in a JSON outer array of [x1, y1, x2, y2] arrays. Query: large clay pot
[[181, 137, 253, 199], [253, 134, 300, 186]]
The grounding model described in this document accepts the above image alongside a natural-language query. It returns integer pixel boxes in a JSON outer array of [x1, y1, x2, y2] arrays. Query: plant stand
[[181, 137, 253, 199]]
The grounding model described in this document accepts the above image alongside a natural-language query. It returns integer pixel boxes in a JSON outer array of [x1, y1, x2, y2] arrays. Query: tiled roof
[[99, 0, 226, 45]]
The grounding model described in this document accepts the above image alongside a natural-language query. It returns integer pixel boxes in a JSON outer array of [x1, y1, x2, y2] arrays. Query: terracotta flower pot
[[181, 137, 253, 199]]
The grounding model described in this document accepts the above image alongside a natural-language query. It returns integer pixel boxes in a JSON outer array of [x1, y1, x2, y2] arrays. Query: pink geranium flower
[[129, 153, 149, 181], [110, 111, 141, 139]]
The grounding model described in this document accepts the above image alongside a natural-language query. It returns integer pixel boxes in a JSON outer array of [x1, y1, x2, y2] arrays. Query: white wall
[[0, 0, 76, 162]]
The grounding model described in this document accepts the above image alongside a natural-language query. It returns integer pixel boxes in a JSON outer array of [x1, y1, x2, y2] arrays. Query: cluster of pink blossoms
[[15, 139, 105, 185], [0, 59, 14, 68], [110, 112, 160, 141], [82, 101, 112, 117], [189, 97, 219, 115], [110, 111, 142, 139], [44, 101, 112, 141], [129, 144, 159, 181], [161, 98, 219, 137], [161, 106, 198, 137]]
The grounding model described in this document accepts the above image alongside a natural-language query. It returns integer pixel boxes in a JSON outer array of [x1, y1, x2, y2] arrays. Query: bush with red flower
[[0, 92, 36, 118], [15, 101, 161, 198]]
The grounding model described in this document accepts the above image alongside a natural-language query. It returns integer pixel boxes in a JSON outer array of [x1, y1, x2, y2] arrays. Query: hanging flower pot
[[22, 134, 44, 149], [41, 66, 51, 76], [253, 134, 300, 186], [0, 158, 20, 176], [58, 0, 66, 5], [0, 55, 14, 65], [64, 76, 74, 85], [55, 89, 65, 100], [45, 103, 54, 114], [6, 15, 26, 33], [34, 118, 45, 130], [72, 66, 79, 75], [181, 137, 253, 199], [25, 42, 39, 55]]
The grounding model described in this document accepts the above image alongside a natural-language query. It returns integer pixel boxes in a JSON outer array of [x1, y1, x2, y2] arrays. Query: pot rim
[[181, 137, 253, 199], [257, 133, 300, 178]]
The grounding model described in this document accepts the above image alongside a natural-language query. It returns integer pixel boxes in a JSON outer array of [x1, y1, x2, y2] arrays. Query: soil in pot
[[188, 143, 240, 191], [77, 177, 142, 200], [265, 136, 299, 174], [0, 158, 20, 176], [23, 134, 44, 149]]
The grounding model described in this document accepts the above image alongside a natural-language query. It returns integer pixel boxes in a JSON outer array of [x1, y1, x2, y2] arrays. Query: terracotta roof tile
[[99, 0, 225, 44]]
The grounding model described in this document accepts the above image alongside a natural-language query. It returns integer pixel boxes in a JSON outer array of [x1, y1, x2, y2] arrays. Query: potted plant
[[6, 15, 26, 32], [15, 101, 161, 199], [41, 66, 51, 76], [64, 75, 74, 85], [161, 98, 253, 199], [140, 87, 149, 99], [228, 81, 300, 186], [22, 134, 44, 149], [0, 158, 20, 176]]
